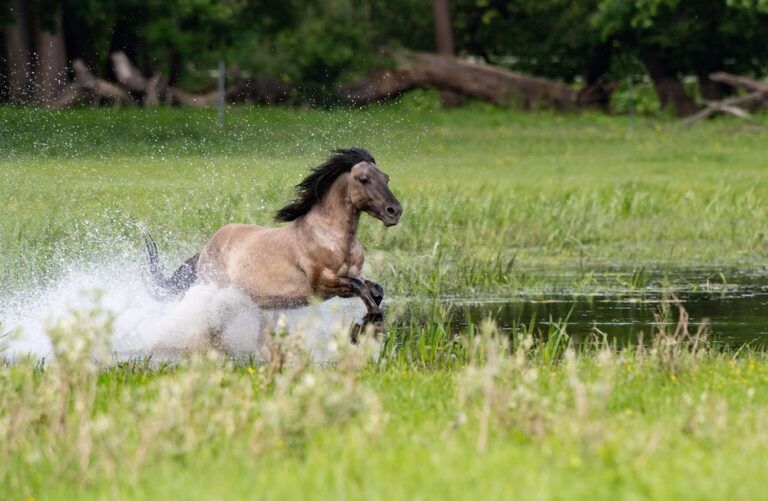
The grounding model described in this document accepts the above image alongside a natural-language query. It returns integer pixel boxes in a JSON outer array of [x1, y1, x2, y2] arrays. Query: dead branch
[[709, 72, 768, 94], [679, 92, 768, 126], [144, 74, 166, 107], [73, 60, 132, 104], [50, 59, 131, 108], [111, 52, 148, 92], [680, 72, 768, 125]]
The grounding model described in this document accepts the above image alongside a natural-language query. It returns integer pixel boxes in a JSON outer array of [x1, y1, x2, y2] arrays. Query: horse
[[144, 147, 402, 334]]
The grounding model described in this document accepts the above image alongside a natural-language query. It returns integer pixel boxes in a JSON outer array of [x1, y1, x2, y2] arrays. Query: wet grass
[[2, 99, 768, 297], [3, 99, 768, 498]]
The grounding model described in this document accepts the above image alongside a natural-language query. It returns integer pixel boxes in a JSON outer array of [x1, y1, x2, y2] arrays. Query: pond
[[393, 267, 768, 347]]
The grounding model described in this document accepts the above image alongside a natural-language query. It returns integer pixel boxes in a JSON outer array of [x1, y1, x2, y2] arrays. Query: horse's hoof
[[363, 311, 383, 325], [370, 283, 384, 306], [350, 323, 363, 344]]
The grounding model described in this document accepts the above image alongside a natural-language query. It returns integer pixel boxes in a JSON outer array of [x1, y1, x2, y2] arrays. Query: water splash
[[0, 260, 366, 363]]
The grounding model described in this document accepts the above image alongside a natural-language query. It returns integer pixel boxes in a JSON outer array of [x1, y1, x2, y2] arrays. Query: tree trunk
[[32, 9, 67, 105], [432, 0, 461, 108], [168, 49, 182, 87], [63, 4, 95, 69], [0, 30, 7, 101], [696, 71, 728, 101], [586, 42, 612, 86], [4, 0, 32, 103], [643, 54, 697, 116]]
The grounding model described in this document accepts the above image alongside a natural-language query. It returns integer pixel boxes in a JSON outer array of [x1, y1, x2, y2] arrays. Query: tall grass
[[2, 106, 768, 297], [3, 298, 768, 497], [3, 105, 768, 497]]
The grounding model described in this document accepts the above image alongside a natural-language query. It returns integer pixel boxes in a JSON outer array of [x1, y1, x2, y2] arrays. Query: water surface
[[394, 267, 768, 346]]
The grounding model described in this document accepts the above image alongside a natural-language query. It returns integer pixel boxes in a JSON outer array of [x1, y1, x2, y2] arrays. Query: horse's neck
[[301, 176, 360, 246]]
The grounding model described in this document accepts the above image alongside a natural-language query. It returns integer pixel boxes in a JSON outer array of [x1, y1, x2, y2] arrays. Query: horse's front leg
[[362, 279, 384, 306], [316, 271, 383, 328]]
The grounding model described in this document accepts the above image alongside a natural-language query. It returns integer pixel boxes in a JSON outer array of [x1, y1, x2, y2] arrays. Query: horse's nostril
[[386, 206, 396, 216]]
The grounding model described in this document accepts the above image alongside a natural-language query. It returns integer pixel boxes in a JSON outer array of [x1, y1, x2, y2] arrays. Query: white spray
[[0, 259, 366, 363]]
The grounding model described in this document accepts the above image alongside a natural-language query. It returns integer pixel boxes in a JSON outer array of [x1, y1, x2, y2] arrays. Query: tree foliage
[[3, 0, 768, 107]]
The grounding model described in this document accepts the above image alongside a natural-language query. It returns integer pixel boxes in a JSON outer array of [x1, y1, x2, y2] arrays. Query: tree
[[432, 0, 461, 106], [3, 0, 32, 103], [593, 0, 768, 115], [32, 6, 67, 104]]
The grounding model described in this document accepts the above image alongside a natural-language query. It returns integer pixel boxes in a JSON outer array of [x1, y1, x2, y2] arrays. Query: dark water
[[394, 268, 768, 346], [440, 293, 768, 346]]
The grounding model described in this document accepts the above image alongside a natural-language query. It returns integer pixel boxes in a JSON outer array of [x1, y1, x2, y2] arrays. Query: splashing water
[[0, 259, 366, 363]]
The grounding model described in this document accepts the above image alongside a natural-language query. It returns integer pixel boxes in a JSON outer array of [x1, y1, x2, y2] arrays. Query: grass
[[3, 96, 768, 498], [4, 304, 768, 499], [2, 96, 768, 297]]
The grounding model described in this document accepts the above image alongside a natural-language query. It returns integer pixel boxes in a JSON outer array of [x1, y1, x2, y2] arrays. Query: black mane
[[275, 148, 376, 222]]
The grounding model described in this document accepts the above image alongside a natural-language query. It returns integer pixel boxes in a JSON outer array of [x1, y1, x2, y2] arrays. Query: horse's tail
[[143, 232, 199, 300]]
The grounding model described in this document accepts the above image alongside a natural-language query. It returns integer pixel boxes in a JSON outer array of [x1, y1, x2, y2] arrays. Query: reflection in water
[[395, 291, 768, 347]]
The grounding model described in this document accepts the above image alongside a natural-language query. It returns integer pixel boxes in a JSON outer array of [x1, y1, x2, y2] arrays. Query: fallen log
[[111, 51, 168, 107], [72, 60, 131, 103], [337, 50, 613, 111], [680, 72, 768, 125], [336, 69, 414, 105], [50, 59, 132, 108], [110, 51, 289, 107], [145, 74, 165, 107], [111, 52, 147, 92], [680, 91, 768, 126], [168, 87, 222, 107], [709, 72, 768, 94]]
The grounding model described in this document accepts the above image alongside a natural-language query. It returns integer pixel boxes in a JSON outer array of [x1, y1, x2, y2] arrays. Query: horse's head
[[348, 161, 402, 227]]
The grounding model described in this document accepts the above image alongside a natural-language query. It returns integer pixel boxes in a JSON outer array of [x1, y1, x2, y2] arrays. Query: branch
[[680, 91, 766, 126], [50, 59, 131, 108], [709, 72, 768, 93], [73, 60, 132, 103], [111, 52, 148, 92]]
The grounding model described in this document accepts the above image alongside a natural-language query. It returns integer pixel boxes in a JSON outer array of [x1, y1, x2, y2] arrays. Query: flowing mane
[[275, 147, 376, 222]]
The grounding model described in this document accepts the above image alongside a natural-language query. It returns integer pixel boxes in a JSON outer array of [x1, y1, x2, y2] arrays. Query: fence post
[[217, 60, 225, 127]]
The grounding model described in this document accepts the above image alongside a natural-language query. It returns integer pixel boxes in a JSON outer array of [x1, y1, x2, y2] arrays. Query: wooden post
[[217, 60, 225, 127]]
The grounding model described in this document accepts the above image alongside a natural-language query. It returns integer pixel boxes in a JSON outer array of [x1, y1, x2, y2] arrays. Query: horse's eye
[[359, 177, 370, 185]]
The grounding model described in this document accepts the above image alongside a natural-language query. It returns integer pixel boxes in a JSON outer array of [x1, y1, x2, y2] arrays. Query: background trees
[[2, 0, 768, 113]]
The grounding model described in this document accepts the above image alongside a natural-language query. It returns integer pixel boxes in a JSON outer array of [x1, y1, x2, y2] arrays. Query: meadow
[[2, 96, 768, 499]]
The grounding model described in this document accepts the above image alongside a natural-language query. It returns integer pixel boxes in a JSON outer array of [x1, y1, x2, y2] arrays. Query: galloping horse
[[144, 148, 402, 330]]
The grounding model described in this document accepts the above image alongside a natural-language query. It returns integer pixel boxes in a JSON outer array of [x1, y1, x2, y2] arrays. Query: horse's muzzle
[[381, 204, 402, 226]]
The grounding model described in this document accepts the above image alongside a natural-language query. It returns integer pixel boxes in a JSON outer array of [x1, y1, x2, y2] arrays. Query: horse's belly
[[230, 260, 312, 302]]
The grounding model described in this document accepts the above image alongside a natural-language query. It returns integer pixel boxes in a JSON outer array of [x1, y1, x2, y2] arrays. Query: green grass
[[3, 98, 768, 499], [2, 98, 768, 297], [4, 308, 768, 499]]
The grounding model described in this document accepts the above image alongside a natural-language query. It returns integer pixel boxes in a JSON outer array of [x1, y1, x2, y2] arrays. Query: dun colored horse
[[144, 148, 402, 331]]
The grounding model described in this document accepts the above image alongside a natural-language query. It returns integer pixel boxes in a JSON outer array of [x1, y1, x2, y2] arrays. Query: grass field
[[2, 98, 768, 499]]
